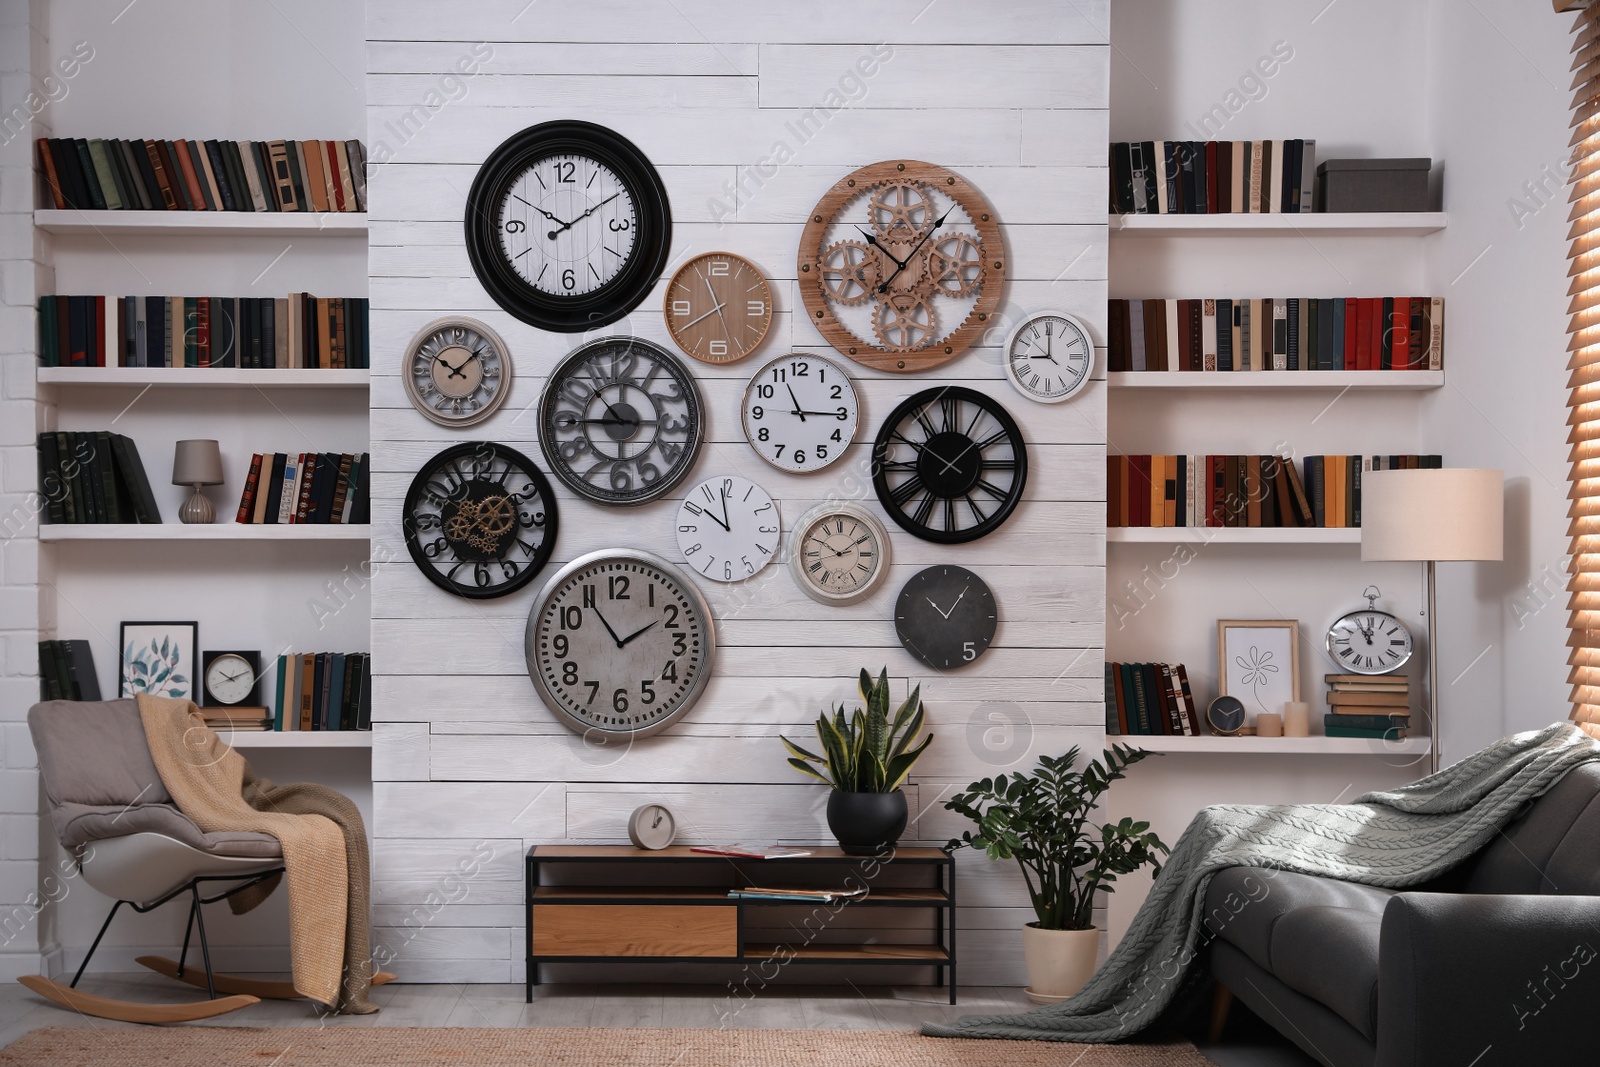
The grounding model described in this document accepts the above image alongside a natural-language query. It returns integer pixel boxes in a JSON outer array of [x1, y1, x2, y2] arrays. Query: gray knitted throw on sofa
[[922, 722, 1600, 1042]]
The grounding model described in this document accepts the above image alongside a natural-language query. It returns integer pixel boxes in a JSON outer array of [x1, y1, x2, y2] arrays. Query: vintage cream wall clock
[[797, 159, 1005, 373], [663, 251, 773, 364], [788, 502, 891, 606], [741, 352, 859, 473], [403, 317, 513, 427]]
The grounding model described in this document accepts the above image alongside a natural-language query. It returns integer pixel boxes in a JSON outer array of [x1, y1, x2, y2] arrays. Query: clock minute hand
[[550, 192, 621, 236], [877, 205, 955, 294], [592, 607, 626, 649]]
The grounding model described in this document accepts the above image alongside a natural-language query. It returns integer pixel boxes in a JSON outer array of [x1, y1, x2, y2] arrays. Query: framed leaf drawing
[[119, 621, 198, 701], [1217, 619, 1299, 719]]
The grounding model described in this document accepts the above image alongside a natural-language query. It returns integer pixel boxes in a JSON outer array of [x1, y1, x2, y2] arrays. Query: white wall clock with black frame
[[464, 120, 672, 332]]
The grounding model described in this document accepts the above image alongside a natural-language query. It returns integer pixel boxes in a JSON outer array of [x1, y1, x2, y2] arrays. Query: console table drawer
[[531, 904, 737, 957]]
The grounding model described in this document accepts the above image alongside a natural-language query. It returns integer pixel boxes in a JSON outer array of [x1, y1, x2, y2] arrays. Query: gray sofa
[[1206, 761, 1600, 1067]]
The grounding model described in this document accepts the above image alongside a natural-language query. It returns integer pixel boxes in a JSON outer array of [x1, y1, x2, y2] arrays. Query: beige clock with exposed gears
[[797, 160, 1004, 373]]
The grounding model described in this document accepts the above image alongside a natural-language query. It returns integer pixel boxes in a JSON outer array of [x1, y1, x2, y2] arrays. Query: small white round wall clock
[[1326, 586, 1414, 676], [628, 803, 677, 850], [741, 352, 859, 473], [403, 317, 514, 427], [788, 502, 892, 606], [675, 475, 780, 582], [1002, 311, 1094, 404]]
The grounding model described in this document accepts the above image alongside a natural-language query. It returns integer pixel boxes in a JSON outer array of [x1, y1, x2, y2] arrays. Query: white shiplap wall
[[367, 1, 1109, 985]]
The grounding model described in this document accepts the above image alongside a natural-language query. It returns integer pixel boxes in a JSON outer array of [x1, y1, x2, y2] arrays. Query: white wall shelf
[[1123, 735, 1429, 755], [39, 368, 369, 388], [39, 524, 370, 542], [1108, 212, 1447, 237], [218, 731, 372, 749], [35, 209, 367, 238], [1109, 371, 1442, 390], [1107, 527, 1361, 545]]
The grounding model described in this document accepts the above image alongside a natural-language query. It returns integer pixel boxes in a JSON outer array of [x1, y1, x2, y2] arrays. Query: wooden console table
[[525, 845, 956, 1003]]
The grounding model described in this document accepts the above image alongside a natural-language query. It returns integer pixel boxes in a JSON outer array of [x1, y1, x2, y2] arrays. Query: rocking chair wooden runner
[[20, 699, 389, 1023]]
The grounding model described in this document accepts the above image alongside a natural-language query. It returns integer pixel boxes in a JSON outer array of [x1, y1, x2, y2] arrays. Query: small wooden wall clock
[[663, 252, 773, 364], [796, 159, 1005, 373]]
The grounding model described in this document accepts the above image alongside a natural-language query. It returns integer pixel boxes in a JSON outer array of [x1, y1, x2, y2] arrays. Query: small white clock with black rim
[[789, 501, 891, 606], [1325, 586, 1414, 676], [675, 475, 780, 583], [741, 352, 859, 473], [1002, 311, 1094, 404]]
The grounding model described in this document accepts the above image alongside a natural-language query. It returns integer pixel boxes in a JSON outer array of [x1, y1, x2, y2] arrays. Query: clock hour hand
[[876, 204, 955, 294], [926, 596, 953, 620], [549, 192, 621, 237], [592, 606, 626, 649], [679, 300, 728, 329], [854, 227, 905, 268], [511, 193, 565, 229], [618, 619, 658, 647]]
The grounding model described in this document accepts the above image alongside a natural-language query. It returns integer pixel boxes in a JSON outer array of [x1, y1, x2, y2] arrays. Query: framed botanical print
[[1217, 619, 1299, 720], [119, 621, 198, 701]]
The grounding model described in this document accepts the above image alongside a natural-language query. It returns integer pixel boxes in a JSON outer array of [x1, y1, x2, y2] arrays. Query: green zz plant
[[945, 745, 1169, 931], [781, 668, 933, 793]]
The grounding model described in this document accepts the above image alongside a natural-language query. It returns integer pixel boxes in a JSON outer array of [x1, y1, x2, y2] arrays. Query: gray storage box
[[1315, 158, 1432, 213]]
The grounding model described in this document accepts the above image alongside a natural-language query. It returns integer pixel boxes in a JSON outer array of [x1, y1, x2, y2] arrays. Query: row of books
[[1325, 674, 1410, 739], [37, 294, 370, 370], [1104, 662, 1201, 736], [268, 652, 372, 732], [1108, 298, 1444, 373], [237, 453, 370, 526], [1107, 454, 1444, 529], [37, 137, 367, 213], [37, 431, 162, 524], [1111, 139, 1316, 214], [37, 640, 101, 701]]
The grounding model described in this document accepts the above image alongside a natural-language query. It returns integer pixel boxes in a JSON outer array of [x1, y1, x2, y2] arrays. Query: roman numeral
[[890, 476, 924, 506]]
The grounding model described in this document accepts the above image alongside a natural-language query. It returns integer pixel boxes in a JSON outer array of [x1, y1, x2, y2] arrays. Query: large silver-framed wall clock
[[402, 441, 559, 599], [464, 120, 672, 332], [741, 352, 859, 474], [402, 317, 513, 427], [1325, 585, 1414, 675], [525, 549, 715, 740], [1002, 310, 1094, 404], [538, 337, 705, 506]]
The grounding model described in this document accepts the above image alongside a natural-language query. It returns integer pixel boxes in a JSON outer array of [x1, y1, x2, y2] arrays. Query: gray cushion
[[1204, 866, 1399, 977], [1453, 762, 1600, 895], [1270, 903, 1383, 1041], [57, 802, 281, 859]]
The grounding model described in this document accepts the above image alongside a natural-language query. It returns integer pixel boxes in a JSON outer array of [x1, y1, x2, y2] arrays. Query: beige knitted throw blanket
[[136, 695, 376, 1013]]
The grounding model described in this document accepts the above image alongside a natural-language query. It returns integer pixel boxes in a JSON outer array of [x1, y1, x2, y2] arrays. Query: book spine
[[236, 453, 263, 523]]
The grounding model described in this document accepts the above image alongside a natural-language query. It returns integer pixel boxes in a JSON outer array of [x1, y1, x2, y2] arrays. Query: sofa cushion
[[1203, 866, 1398, 976], [1453, 762, 1600, 895], [1269, 903, 1384, 1041], [28, 699, 171, 809]]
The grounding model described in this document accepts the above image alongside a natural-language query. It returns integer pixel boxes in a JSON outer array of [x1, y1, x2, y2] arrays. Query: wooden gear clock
[[797, 159, 1005, 373]]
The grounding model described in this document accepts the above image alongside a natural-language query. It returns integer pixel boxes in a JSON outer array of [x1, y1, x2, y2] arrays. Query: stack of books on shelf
[[1107, 454, 1444, 529], [1104, 662, 1200, 736], [236, 452, 370, 526], [37, 294, 370, 369], [1107, 297, 1443, 372], [1110, 138, 1315, 214], [36, 431, 162, 524], [1325, 674, 1409, 739], [202, 706, 273, 732], [37, 639, 100, 701], [727, 886, 870, 904], [270, 652, 372, 731], [36, 137, 367, 213]]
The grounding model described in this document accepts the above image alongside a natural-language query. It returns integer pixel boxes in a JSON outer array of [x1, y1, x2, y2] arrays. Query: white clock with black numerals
[[742, 353, 859, 473], [675, 475, 780, 583], [1325, 587, 1414, 675], [1002, 311, 1094, 404]]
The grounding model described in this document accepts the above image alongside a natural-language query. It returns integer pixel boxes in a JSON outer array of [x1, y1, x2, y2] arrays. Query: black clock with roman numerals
[[870, 386, 1028, 543], [402, 442, 559, 600]]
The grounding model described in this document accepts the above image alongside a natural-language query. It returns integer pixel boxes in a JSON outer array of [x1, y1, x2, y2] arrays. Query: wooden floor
[[0, 974, 1314, 1066]]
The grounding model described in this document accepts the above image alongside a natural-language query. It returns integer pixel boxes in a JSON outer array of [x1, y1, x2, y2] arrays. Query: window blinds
[[1567, 4, 1600, 736]]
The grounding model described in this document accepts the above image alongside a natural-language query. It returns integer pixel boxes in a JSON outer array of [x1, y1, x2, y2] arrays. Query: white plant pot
[[1021, 922, 1099, 1004]]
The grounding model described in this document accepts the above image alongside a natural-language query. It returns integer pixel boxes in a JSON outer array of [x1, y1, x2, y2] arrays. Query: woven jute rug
[[0, 1026, 1216, 1066]]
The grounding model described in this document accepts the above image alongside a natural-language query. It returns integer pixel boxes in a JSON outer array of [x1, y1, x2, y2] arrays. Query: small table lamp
[[1360, 468, 1504, 775], [172, 439, 224, 524]]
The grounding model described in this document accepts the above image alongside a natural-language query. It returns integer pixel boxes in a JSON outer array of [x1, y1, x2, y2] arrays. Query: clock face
[[871, 386, 1028, 543], [402, 442, 559, 600], [1004, 312, 1094, 404], [203, 652, 258, 706], [797, 159, 1005, 372], [1207, 695, 1246, 736], [539, 337, 705, 506], [675, 475, 780, 583], [742, 353, 859, 473], [788, 502, 892, 606], [464, 121, 671, 332], [894, 565, 997, 670], [628, 803, 676, 850], [664, 252, 773, 364], [525, 550, 716, 739], [403, 317, 513, 426], [1326, 610, 1414, 675]]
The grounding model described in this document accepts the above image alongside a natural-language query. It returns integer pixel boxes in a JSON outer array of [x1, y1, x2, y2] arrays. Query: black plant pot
[[827, 789, 908, 855]]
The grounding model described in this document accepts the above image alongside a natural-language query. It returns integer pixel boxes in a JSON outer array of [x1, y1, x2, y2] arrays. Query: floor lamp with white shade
[[1359, 468, 1504, 776]]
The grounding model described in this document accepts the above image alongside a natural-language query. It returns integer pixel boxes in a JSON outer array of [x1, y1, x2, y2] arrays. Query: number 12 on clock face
[[675, 475, 779, 583], [741, 353, 860, 474]]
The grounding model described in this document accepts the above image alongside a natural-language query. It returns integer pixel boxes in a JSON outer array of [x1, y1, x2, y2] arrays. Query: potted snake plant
[[945, 744, 1168, 1002], [781, 668, 933, 855]]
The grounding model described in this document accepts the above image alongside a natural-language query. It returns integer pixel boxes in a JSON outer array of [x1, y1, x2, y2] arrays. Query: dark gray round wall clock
[[464, 120, 672, 332], [894, 564, 997, 670]]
